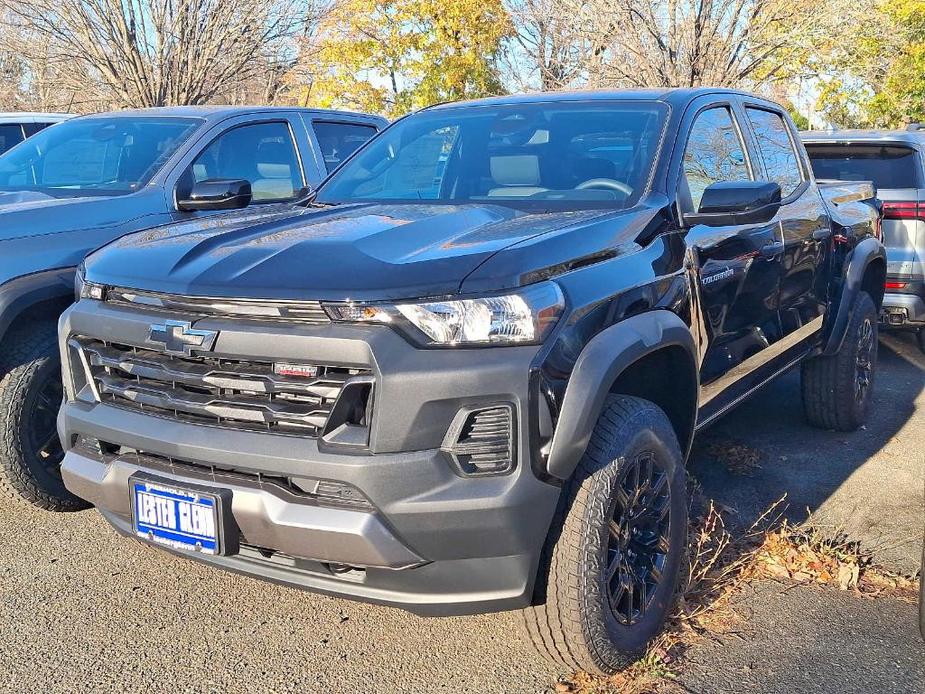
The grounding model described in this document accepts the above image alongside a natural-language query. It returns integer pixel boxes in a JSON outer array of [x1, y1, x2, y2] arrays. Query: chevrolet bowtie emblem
[[147, 320, 218, 356]]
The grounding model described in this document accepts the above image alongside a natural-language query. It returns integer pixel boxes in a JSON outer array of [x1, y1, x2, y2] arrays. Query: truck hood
[[84, 202, 660, 301], [0, 191, 157, 241]]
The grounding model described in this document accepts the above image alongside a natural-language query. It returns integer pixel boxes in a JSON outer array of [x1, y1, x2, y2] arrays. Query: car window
[[0, 124, 24, 155], [188, 122, 303, 202], [745, 107, 803, 197], [313, 121, 380, 173], [681, 107, 751, 212], [805, 144, 922, 189], [23, 122, 54, 137], [316, 101, 668, 211], [0, 117, 200, 195]]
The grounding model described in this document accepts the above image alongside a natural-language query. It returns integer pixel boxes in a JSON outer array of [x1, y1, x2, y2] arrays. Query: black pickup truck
[[54, 89, 883, 673]]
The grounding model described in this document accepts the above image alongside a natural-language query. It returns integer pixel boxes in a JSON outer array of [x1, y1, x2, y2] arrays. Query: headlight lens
[[324, 282, 564, 346]]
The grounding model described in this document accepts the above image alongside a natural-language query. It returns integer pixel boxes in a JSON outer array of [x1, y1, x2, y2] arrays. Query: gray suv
[[803, 129, 925, 349]]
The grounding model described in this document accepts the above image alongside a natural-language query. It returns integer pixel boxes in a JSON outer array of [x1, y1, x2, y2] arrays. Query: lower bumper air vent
[[442, 404, 515, 476]]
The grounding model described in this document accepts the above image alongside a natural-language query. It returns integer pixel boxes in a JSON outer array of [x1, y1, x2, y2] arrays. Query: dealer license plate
[[131, 479, 220, 555]]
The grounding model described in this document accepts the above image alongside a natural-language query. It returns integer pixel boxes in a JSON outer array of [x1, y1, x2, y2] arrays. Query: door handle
[[812, 228, 833, 241], [760, 240, 785, 257]]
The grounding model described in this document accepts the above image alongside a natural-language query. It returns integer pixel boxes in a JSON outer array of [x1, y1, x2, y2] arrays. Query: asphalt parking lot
[[1, 332, 922, 693]]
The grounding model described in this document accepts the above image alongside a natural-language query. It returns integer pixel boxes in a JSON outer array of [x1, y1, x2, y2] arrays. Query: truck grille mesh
[[73, 337, 369, 436]]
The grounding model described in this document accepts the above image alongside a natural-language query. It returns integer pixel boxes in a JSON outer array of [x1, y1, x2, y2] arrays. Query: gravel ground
[[680, 581, 924, 694], [0, 504, 560, 693], [0, 332, 922, 693]]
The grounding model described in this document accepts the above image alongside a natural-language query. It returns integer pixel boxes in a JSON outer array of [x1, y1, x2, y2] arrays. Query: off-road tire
[[801, 291, 878, 432], [521, 395, 688, 675], [0, 321, 88, 511]]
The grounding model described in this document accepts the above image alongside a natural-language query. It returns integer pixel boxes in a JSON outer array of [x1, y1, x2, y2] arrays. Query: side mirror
[[177, 178, 252, 212], [683, 181, 781, 227]]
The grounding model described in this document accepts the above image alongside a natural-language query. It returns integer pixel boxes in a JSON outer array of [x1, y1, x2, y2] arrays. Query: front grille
[[72, 337, 371, 436]]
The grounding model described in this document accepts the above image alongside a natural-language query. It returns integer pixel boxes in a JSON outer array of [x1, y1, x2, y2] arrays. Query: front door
[[677, 104, 785, 419]]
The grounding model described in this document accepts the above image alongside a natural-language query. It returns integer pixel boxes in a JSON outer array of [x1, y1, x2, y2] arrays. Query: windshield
[[315, 101, 668, 209], [0, 116, 201, 196], [806, 143, 923, 189]]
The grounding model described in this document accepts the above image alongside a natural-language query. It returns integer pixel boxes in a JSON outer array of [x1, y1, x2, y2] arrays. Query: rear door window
[[745, 107, 804, 197], [805, 144, 922, 190], [313, 121, 380, 173], [0, 124, 24, 154]]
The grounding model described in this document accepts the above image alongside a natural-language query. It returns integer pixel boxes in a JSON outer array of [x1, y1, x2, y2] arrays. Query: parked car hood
[[84, 201, 662, 301], [0, 191, 157, 241]]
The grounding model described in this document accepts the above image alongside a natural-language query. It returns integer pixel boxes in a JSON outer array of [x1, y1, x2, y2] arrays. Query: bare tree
[[3, 0, 307, 108], [582, 0, 822, 88], [506, 0, 824, 91], [504, 0, 591, 91]]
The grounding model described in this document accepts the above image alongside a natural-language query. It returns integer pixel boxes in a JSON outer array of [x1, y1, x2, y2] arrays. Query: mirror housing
[[683, 181, 781, 227], [177, 179, 252, 212]]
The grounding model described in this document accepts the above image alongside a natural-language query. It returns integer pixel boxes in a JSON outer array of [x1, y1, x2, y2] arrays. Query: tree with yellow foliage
[[301, 0, 511, 116]]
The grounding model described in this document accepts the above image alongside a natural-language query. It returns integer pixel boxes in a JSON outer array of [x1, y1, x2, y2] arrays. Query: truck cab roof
[[425, 87, 780, 111], [68, 106, 387, 127]]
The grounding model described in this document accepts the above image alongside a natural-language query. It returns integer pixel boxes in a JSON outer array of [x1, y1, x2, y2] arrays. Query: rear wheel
[[801, 291, 878, 431], [522, 395, 688, 675], [917, 328, 925, 354], [0, 322, 88, 511]]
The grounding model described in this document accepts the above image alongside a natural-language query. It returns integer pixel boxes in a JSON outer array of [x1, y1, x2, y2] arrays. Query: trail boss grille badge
[[147, 320, 218, 356], [273, 363, 319, 378]]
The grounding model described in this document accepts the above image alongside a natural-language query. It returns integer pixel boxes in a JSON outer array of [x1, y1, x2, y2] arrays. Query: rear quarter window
[[805, 144, 922, 190]]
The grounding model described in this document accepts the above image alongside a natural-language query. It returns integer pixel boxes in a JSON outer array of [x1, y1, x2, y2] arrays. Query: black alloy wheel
[[605, 451, 671, 626]]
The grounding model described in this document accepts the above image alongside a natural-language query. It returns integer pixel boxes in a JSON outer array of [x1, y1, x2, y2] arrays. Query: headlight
[[324, 282, 565, 346], [74, 264, 106, 301]]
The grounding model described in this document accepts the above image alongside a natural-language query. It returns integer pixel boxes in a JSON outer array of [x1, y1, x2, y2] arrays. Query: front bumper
[[57, 299, 561, 616]]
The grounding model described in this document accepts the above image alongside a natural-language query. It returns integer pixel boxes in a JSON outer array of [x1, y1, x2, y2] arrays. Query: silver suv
[[803, 128, 925, 350]]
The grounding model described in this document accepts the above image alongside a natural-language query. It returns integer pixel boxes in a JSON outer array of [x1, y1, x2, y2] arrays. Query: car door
[[743, 105, 829, 336], [167, 113, 314, 222], [677, 101, 786, 415]]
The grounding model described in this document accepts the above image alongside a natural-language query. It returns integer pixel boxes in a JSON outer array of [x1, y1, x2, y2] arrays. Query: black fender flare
[[544, 310, 698, 480], [0, 268, 76, 344], [822, 237, 886, 356]]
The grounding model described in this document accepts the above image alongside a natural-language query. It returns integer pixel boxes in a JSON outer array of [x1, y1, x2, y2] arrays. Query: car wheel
[[801, 291, 878, 432], [917, 328, 925, 354], [522, 395, 688, 675], [0, 321, 89, 512]]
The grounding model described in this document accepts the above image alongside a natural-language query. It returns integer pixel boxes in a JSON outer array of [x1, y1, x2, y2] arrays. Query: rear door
[[676, 99, 785, 413], [743, 105, 830, 336], [805, 140, 925, 284]]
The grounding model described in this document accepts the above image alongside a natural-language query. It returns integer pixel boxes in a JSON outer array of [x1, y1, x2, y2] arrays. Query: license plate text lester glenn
[[136, 491, 216, 538]]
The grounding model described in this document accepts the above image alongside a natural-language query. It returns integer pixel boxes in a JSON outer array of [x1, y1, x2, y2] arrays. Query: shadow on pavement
[[688, 330, 925, 573]]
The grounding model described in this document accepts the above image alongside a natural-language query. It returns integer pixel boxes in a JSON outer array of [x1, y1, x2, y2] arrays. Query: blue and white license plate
[[131, 479, 220, 555]]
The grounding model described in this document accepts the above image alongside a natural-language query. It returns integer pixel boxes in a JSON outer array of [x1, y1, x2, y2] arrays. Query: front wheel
[[522, 395, 688, 675], [801, 291, 878, 431], [0, 322, 89, 512]]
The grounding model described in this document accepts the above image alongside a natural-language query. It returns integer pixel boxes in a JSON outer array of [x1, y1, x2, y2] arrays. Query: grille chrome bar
[[106, 287, 331, 324], [71, 337, 370, 436]]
